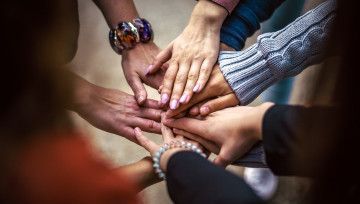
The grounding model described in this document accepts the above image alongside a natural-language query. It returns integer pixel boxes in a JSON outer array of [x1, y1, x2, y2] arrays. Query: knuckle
[[187, 73, 198, 81], [175, 75, 186, 83], [146, 120, 156, 129]]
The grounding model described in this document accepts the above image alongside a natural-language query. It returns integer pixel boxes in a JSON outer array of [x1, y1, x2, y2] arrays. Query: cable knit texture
[[219, 0, 336, 105]]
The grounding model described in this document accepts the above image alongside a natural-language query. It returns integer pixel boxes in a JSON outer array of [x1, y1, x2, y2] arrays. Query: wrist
[[254, 103, 275, 140], [69, 75, 97, 112], [159, 148, 188, 172], [122, 41, 156, 58], [191, 0, 227, 29]]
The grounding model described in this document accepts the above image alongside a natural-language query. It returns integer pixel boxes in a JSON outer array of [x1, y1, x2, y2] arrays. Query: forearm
[[220, 0, 285, 50], [166, 151, 263, 203], [190, 0, 228, 31], [263, 105, 338, 177], [93, 0, 139, 28], [119, 157, 160, 191], [219, 0, 336, 105], [65, 72, 95, 112]]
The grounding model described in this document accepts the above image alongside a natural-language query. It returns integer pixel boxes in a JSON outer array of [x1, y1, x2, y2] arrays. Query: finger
[[175, 135, 184, 140], [129, 117, 161, 134], [139, 108, 162, 122], [160, 62, 179, 105], [166, 91, 213, 118], [180, 59, 203, 104], [188, 100, 208, 116], [161, 123, 175, 143], [173, 128, 219, 154], [127, 74, 147, 105], [134, 127, 159, 154], [116, 127, 138, 143], [189, 106, 200, 116], [199, 94, 239, 116], [214, 141, 252, 167], [158, 85, 163, 94], [194, 58, 217, 93], [148, 43, 173, 75], [163, 117, 211, 140], [143, 98, 161, 109], [170, 61, 191, 109]]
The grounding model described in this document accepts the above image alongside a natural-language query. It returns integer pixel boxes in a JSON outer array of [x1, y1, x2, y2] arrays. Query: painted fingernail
[[170, 99, 178, 110], [200, 106, 210, 115], [179, 94, 188, 103], [161, 94, 169, 104], [193, 83, 201, 93], [145, 65, 153, 75]]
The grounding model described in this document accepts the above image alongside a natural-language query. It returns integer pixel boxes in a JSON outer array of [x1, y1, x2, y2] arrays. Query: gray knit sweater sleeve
[[218, 0, 336, 105]]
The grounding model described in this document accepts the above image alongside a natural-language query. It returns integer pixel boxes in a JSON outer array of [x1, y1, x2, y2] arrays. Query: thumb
[[213, 142, 240, 167], [200, 93, 239, 116], [128, 74, 147, 105], [134, 127, 158, 155], [148, 43, 173, 75]]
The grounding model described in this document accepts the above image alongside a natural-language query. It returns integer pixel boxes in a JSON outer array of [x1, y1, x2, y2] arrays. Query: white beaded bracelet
[[152, 141, 206, 180]]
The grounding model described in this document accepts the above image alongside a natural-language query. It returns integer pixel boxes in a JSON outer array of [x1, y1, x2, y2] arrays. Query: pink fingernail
[[145, 65, 153, 75], [200, 106, 210, 115], [193, 83, 201, 92], [179, 94, 188, 103], [170, 99, 178, 110], [161, 94, 169, 104]]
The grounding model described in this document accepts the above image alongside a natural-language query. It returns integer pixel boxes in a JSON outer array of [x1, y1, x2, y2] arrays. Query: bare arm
[[93, 0, 139, 28]]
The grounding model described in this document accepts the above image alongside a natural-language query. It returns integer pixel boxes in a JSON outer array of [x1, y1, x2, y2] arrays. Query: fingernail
[[179, 94, 188, 103], [161, 94, 169, 104], [170, 99, 178, 110], [193, 83, 201, 93], [145, 65, 153, 75], [200, 106, 210, 115], [134, 127, 141, 134], [137, 95, 145, 104]]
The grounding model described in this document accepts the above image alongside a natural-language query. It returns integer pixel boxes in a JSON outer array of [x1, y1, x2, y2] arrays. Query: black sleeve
[[166, 151, 264, 204], [263, 105, 338, 177]]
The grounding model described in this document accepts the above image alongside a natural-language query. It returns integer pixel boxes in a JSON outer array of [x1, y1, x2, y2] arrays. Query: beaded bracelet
[[109, 18, 153, 54], [152, 141, 206, 180]]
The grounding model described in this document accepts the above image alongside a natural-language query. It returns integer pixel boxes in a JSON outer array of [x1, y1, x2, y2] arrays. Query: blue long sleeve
[[220, 0, 284, 50]]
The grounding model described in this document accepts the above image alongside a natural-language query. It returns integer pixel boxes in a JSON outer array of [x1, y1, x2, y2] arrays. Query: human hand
[[165, 64, 239, 118], [163, 103, 274, 167], [147, 0, 227, 109], [121, 42, 166, 104], [70, 75, 162, 143], [134, 120, 204, 172]]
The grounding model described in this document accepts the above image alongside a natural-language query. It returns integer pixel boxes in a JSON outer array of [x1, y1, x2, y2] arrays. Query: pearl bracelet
[[152, 141, 206, 180]]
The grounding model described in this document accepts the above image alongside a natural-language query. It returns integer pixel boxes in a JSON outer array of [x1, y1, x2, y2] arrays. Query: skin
[[163, 103, 274, 167], [119, 157, 160, 191], [69, 74, 162, 143], [134, 124, 202, 172], [148, 0, 228, 109], [94, 0, 165, 105], [165, 64, 239, 118]]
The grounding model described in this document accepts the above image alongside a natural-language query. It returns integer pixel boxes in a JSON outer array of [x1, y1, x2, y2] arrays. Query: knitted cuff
[[219, 0, 336, 105], [219, 48, 278, 105]]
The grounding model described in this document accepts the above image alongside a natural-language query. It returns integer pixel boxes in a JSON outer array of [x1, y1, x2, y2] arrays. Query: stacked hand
[[70, 74, 162, 143], [147, 0, 227, 109], [135, 115, 205, 172], [163, 103, 274, 167]]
